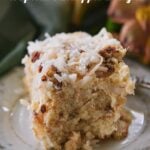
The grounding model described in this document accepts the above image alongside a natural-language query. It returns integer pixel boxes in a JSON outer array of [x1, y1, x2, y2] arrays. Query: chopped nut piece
[[79, 49, 85, 53], [106, 64, 115, 74], [38, 65, 43, 73], [31, 51, 40, 62], [40, 104, 47, 113], [41, 75, 47, 81], [47, 65, 57, 77], [54, 82, 62, 90], [99, 46, 115, 58], [52, 78, 62, 90]]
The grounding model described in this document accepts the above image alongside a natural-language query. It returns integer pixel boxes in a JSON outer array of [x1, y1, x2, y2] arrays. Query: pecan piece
[[54, 82, 62, 90], [106, 64, 115, 74], [41, 75, 47, 81], [40, 104, 47, 113], [99, 46, 115, 58], [53, 78, 62, 90], [79, 49, 85, 53], [31, 51, 40, 62], [38, 64, 43, 73], [47, 65, 57, 77]]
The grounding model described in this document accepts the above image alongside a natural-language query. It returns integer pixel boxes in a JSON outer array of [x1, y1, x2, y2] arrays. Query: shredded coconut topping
[[22, 28, 126, 89]]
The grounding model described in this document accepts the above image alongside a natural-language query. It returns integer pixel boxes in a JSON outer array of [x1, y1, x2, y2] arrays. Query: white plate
[[0, 59, 150, 150]]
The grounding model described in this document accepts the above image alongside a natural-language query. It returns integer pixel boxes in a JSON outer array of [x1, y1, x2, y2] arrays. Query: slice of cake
[[22, 28, 135, 150]]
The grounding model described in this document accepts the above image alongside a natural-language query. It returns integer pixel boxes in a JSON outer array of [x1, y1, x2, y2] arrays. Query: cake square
[[22, 28, 134, 150]]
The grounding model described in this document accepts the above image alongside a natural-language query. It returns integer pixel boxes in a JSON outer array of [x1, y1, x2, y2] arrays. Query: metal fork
[[132, 76, 150, 89]]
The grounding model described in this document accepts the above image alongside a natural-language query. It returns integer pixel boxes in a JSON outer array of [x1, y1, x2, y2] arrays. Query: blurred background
[[0, 0, 150, 76]]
